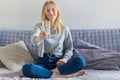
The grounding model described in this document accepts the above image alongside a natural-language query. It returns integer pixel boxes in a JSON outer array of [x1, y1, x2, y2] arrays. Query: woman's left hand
[[56, 58, 68, 66]]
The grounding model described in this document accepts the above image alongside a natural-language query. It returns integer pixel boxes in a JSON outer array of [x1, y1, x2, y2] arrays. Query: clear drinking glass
[[41, 21, 51, 38]]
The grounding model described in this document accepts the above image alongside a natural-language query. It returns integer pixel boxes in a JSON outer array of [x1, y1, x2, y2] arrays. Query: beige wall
[[0, 0, 120, 29]]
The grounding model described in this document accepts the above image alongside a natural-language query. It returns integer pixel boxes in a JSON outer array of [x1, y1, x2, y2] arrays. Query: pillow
[[0, 61, 5, 67], [73, 39, 101, 49], [73, 48, 120, 70], [0, 41, 35, 71]]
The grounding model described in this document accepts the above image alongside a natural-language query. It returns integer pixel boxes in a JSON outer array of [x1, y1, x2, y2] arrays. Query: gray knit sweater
[[31, 23, 73, 60]]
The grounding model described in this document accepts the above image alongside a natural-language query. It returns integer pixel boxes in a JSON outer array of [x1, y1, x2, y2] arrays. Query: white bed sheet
[[77, 69, 120, 80], [0, 68, 120, 80]]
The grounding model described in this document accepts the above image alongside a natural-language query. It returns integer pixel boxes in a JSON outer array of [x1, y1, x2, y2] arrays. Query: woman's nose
[[49, 10, 53, 15]]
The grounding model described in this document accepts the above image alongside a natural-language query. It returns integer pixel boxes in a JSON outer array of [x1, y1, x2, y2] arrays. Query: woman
[[22, 0, 86, 78]]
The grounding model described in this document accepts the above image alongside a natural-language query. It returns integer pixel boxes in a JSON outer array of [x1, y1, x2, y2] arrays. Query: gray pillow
[[73, 39, 101, 49], [73, 49, 120, 70], [0, 61, 5, 67]]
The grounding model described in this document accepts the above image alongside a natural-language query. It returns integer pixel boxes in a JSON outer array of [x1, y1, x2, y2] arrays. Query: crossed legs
[[22, 57, 86, 78]]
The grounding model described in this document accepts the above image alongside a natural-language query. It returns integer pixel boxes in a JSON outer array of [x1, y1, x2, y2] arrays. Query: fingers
[[56, 58, 68, 66], [56, 60, 65, 67], [39, 31, 48, 39], [39, 31, 46, 38], [39, 31, 51, 39]]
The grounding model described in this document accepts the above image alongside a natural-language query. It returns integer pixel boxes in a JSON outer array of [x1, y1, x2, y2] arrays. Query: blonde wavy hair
[[41, 0, 64, 34]]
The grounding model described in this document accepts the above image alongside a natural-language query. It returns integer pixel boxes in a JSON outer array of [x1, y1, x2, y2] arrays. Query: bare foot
[[73, 70, 86, 77], [52, 70, 86, 78]]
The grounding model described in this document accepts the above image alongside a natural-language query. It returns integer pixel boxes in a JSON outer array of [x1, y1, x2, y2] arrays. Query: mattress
[[78, 69, 120, 80], [0, 68, 120, 80]]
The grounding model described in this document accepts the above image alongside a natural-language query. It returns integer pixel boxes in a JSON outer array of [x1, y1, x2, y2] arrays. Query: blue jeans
[[22, 54, 86, 78], [35, 54, 60, 70]]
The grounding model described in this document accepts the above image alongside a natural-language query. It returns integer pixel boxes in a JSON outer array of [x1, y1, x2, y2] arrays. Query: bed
[[0, 29, 120, 80]]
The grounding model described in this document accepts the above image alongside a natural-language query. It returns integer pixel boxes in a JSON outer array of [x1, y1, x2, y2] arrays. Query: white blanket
[[0, 68, 120, 80]]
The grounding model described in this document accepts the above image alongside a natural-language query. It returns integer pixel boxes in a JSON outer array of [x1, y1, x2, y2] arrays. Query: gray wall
[[0, 0, 120, 29]]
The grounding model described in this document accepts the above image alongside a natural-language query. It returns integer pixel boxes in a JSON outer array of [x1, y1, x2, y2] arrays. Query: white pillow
[[0, 41, 35, 71]]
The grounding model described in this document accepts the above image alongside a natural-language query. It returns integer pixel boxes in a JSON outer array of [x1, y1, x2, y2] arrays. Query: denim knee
[[22, 63, 53, 78], [22, 63, 33, 77], [73, 57, 86, 69], [57, 57, 86, 75]]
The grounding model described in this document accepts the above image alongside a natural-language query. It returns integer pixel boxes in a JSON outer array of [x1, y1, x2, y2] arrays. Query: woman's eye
[[47, 9, 50, 12]]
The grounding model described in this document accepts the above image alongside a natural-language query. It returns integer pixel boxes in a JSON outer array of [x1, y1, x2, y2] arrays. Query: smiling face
[[45, 3, 58, 22], [42, 1, 62, 30]]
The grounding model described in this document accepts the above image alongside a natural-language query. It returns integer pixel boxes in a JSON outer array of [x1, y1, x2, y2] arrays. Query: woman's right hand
[[36, 31, 46, 42], [36, 31, 51, 42], [39, 31, 46, 39]]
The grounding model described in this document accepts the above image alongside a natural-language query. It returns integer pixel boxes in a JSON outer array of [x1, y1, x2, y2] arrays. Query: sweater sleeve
[[31, 23, 43, 46], [63, 26, 73, 60]]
